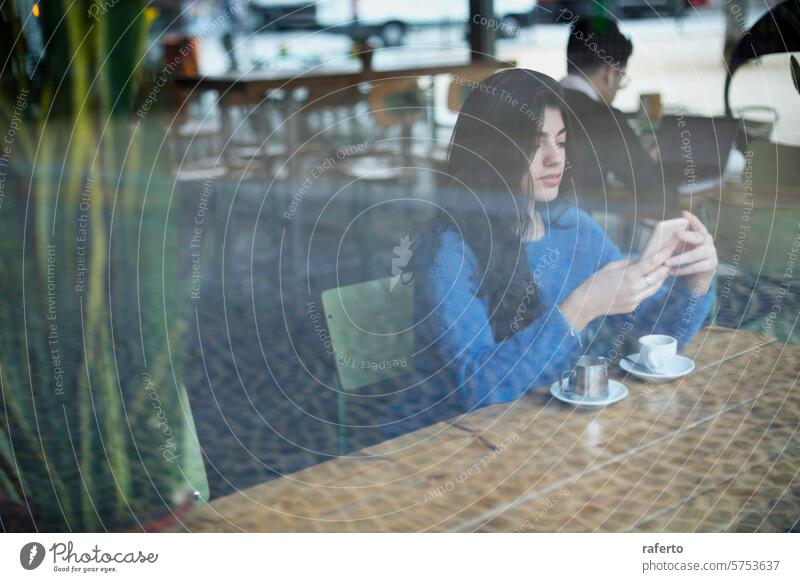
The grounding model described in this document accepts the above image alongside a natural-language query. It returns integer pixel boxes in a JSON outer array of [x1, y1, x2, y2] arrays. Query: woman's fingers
[[648, 265, 670, 282], [635, 270, 669, 304], [682, 210, 709, 234], [675, 229, 705, 246], [634, 247, 672, 274], [649, 268, 670, 290], [637, 285, 661, 303], [604, 257, 635, 271], [665, 246, 709, 267], [669, 258, 716, 276], [632, 265, 668, 297]]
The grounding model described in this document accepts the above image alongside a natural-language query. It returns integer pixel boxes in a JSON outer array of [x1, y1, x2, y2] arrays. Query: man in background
[[561, 15, 677, 213]]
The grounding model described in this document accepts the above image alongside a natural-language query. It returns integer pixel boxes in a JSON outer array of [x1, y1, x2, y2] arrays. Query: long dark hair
[[415, 69, 576, 342]]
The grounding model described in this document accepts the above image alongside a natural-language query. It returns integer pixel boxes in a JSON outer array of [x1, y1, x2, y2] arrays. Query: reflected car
[[249, 0, 319, 30], [316, 0, 539, 45], [534, 0, 696, 20]]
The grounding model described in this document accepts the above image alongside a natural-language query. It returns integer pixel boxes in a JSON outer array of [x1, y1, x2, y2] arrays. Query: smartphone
[[640, 217, 689, 262]]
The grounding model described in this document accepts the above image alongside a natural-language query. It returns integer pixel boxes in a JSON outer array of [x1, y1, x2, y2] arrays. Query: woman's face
[[528, 107, 567, 202]]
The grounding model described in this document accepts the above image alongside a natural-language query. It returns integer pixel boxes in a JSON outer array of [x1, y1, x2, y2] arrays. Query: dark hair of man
[[566, 15, 633, 76]]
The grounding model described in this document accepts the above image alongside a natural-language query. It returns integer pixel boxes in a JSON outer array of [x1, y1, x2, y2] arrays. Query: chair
[[446, 72, 487, 113], [427, 71, 489, 149], [366, 79, 425, 164], [296, 84, 369, 147], [321, 277, 414, 454]]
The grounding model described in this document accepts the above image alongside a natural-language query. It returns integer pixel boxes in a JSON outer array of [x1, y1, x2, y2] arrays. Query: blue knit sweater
[[403, 207, 712, 419]]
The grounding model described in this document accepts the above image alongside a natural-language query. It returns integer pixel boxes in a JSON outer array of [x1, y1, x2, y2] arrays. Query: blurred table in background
[[170, 327, 800, 532], [169, 56, 514, 179], [173, 56, 512, 99]]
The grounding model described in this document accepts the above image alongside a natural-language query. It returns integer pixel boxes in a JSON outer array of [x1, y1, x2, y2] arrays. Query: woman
[[388, 69, 717, 431]]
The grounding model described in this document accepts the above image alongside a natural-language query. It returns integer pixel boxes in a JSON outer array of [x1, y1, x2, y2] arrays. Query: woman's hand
[[664, 210, 718, 295], [560, 247, 672, 331]]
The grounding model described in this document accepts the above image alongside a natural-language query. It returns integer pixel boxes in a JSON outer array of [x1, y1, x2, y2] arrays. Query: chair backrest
[[321, 277, 414, 391], [367, 79, 424, 127], [446, 72, 491, 112]]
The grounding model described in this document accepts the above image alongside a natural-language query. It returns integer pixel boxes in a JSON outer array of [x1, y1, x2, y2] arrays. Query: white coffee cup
[[639, 334, 677, 373]]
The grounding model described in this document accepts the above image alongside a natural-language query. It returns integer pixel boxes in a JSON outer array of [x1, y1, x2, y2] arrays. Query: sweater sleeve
[[622, 277, 713, 348], [415, 233, 582, 410]]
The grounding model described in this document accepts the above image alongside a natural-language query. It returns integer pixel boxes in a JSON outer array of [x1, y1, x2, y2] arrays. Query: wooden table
[[173, 57, 513, 97], [170, 327, 800, 532]]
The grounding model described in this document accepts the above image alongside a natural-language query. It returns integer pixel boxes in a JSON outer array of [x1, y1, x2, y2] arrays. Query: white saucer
[[619, 353, 695, 382], [549, 378, 629, 408]]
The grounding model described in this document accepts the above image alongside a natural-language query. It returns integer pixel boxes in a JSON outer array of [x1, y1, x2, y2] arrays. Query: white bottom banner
[[1, 533, 797, 580]]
